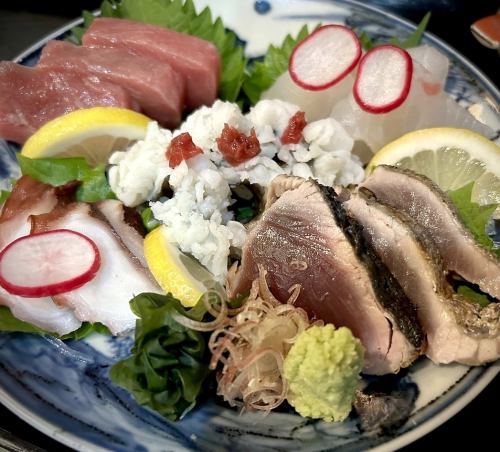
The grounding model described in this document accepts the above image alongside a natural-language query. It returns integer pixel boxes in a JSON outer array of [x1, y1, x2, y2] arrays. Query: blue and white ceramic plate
[[0, 1, 498, 451]]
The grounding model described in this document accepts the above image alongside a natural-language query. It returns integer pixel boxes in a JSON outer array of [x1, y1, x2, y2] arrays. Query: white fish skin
[[32, 203, 160, 335]]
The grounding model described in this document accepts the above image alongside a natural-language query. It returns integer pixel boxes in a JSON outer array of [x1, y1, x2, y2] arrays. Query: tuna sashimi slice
[[39, 41, 185, 128], [362, 165, 500, 300], [228, 175, 424, 375], [83, 17, 220, 110], [0, 62, 136, 144], [345, 190, 499, 365]]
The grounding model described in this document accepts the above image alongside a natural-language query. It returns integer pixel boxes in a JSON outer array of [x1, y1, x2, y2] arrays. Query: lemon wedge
[[21, 107, 150, 166], [144, 225, 213, 307], [367, 127, 500, 208]]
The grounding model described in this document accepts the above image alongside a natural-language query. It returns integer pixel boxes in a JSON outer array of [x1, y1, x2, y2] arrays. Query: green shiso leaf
[[0, 306, 110, 339], [359, 12, 431, 50], [448, 182, 499, 258], [456, 286, 492, 308], [242, 24, 312, 105], [17, 155, 114, 202], [68, 0, 246, 102], [109, 292, 211, 421], [448, 182, 499, 307], [0, 190, 10, 205], [390, 12, 431, 49], [358, 31, 375, 50]]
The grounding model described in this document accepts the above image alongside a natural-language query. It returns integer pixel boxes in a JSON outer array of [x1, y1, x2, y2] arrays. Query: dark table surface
[[0, 1, 499, 451]]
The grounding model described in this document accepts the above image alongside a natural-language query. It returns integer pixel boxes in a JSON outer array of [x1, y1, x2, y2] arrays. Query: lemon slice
[[21, 107, 150, 166], [144, 225, 213, 307], [367, 127, 500, 208]]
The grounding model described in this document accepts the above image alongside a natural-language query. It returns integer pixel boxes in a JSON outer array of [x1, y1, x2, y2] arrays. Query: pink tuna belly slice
[[0, 61, 136, 144], [38, 40, 185, 128], [83, 17, 220, 110]]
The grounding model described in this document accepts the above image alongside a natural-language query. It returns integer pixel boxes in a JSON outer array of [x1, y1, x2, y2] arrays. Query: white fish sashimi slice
[[32, 203, 159, 335], [330, 49, 494, 154], [262, 70, 355, 122], [408, 45, 449, 91], [0, 286, 82, 336]]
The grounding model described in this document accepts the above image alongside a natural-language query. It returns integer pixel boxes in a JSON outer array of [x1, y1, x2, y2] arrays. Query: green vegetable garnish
[[359, 12, 431, 50], [0, 190, 10, 205], [448, 182, 499, 307], [68, 0, 246, 102], [140, 207, 160, 232], [283, 324, 364, 422], [235, 206, 255, 222], [17, 155, 114, 203], [457, 285, 493, 308], [109, 292, 210, 421], [390, 12, 431, 49], [358, 31, 374, 51], [243, 25, 312, 105], [0, 306, 109, 340], [448, 182, 499, 258], [67, 10, 95, 44]]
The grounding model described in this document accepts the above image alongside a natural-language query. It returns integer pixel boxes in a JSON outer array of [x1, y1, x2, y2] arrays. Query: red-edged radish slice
[[289, 24, 362, 91], [353, 44, 413, 114], [0, 229, 100, 297]]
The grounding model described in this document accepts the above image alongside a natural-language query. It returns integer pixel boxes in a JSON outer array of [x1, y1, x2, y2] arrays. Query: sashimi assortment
[[0, 0, 498, 434]]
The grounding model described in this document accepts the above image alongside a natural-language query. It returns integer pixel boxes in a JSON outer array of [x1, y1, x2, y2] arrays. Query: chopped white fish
[[179, 100, 253, 165], [32, 203, 160, 335], [302, 118, 363, 186], [151, 154, 246, 282], [220, 156, 285, 186], [246, 98, 299, 136], [108, 121, 173, 207]]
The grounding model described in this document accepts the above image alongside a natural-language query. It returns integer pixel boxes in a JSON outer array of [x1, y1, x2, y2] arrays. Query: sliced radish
[[0, 229, 100, 297], [353, 44, 413, 114], [289, 24, 362, 91]]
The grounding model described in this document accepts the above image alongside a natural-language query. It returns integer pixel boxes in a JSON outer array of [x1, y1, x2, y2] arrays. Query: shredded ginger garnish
[[174, 264, 321, 413]]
